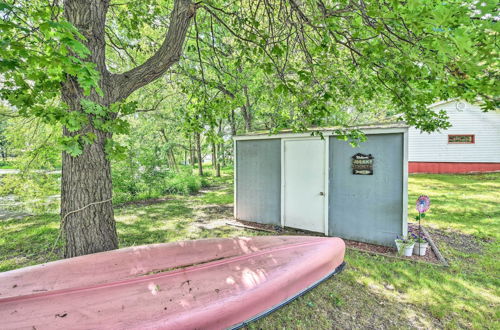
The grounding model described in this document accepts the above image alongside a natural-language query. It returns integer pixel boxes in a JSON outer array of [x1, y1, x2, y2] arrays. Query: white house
[[408, 100, 500, 173]]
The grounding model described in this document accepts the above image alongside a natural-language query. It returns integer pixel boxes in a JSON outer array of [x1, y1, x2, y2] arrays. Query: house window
[[448, 135, 475, 144]]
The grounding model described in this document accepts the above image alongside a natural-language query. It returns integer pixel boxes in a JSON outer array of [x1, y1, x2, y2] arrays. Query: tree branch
[[110, 0, 196, 103]]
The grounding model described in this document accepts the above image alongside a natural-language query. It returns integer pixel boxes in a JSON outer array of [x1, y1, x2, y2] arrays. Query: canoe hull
[[0, 236, 345, 329]]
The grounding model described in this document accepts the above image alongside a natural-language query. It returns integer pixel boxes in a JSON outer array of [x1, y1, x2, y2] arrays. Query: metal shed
[[233, 124, 408, 247]]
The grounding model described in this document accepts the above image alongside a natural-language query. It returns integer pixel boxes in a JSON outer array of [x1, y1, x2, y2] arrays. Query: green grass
[[409, 173, 499, 240], [0, 170, 498, 328], [252, 173, 500, 329]]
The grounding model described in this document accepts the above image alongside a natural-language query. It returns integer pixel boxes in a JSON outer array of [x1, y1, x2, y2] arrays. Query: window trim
[[448, 134, 475, 144]]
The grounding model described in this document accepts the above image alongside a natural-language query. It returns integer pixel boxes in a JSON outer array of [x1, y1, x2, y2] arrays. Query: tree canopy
[[0, 0, 498, 256]]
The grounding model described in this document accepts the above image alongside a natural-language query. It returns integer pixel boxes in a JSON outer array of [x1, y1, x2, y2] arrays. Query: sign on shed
[[352, 153, 374, 175]]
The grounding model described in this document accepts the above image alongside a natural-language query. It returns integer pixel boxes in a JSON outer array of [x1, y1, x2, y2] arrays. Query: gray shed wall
[[328, 134, 405, 246], [235, 139, 281, 224]]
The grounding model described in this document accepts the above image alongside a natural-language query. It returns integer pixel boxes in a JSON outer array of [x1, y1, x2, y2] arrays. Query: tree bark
[[229, 109, 237, 136], [220, 143, 226, 167], [216, 146, 221, 177], [60, 0, 195, 257], [242, 85, 252, 132], [195, 132, 203, 176], [211, 142, 218, 176], [169, 148, 179, 172], [215, 120, 222, 177], [189, 136, 195, 167], [60, 128, 118, 257], [110, 0, 196, 101], [60, 0, 118, 258]]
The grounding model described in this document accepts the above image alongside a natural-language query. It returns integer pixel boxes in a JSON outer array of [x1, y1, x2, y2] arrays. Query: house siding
[[408, 101, 500, 163]]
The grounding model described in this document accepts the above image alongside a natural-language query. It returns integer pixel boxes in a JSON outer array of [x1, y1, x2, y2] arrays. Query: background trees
[[1, 0, 497, 256]]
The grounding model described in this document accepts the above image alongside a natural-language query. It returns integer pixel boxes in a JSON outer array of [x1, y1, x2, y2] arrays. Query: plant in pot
[[395, 235, 415, 257], [412, 233, 428, 256], [414, 195, 431, 256]]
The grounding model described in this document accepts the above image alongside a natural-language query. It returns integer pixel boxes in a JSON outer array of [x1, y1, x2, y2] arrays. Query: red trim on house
[[409, 162, 500, 174]]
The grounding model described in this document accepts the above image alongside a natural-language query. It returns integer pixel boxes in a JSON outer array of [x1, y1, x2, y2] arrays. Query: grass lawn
[[0, 170, 498, 328]]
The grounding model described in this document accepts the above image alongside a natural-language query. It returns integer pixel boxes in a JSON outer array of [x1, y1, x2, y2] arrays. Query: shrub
[[112, 164, 205, 204], [163, 173, 202, 195]]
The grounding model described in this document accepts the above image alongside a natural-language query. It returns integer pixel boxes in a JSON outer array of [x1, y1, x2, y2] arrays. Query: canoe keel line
[[231, 261, 346, 329], [0, 236, 346, 329]]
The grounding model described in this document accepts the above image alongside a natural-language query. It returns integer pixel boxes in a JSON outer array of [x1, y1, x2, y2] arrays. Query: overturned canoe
[[0, 236, 345, 329]]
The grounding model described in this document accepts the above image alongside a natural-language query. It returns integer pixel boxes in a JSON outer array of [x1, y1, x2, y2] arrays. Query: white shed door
[[283, 139, 326, 233]]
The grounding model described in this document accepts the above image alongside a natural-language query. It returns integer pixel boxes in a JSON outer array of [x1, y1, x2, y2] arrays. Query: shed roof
[[234, 122, 408, 140]]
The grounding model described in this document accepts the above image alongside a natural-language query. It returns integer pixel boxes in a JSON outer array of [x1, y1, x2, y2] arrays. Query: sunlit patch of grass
[[197, 187, 234, 205], [114, 187, 249, 247], [408, 173, 500, 240]]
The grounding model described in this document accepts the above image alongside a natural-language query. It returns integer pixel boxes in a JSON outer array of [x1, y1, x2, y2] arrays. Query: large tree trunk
[[60, 0, 195, 257], [61, 0, 118, 258], [60, 129, 118, 257]]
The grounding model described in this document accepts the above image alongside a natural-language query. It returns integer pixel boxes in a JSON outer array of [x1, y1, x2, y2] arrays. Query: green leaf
[[60, 136, 83, 157], [80, 99, 107, 117]]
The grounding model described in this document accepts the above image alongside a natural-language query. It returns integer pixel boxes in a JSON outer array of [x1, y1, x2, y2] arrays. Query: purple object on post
[[416, 195, 430, 213]]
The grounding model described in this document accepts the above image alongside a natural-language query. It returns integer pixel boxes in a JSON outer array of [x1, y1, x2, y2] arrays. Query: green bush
[[111, 164, 206, 204], [0, 160, 15, 169], [163, 172, 202, 195]]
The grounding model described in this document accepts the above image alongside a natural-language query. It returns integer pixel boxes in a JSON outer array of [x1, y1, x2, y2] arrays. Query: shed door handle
[[319, 192, 324, 196]]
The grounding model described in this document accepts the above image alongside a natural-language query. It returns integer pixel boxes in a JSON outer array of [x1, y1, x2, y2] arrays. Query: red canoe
[[0, 236, 345, 329]]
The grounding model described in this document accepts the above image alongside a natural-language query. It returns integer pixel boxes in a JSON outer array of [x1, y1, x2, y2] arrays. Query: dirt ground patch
[[187, 203, 235, 231], [196, 204, 233, 216], [231, 220, 443, 265], [426, 227, 485, 254]]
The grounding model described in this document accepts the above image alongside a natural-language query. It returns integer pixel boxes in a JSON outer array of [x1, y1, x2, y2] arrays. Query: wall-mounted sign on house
[[352, 153, 374, 175]]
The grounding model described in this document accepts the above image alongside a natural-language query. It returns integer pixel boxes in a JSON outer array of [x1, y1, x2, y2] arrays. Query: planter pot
[[403, 244, 415, 257], [395, 241, 415, 257], [413, 242, 428, 256], [395, 240, 403, 253]]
